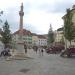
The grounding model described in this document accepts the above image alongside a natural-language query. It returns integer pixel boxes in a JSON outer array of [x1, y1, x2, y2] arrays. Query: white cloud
[[24, 10, 64, 34], [0, 0, 74, 34]]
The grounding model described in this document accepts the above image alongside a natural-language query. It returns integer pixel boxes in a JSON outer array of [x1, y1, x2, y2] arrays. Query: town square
[[0, 0, 75, 75]]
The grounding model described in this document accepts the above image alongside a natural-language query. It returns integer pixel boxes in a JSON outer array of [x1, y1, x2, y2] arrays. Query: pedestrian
[[33, 46, 38, 54], [41, 48, 44, 56], [39, 47, 41, 56], [24, 42, 27, 54], [35, 46, 38, 54]]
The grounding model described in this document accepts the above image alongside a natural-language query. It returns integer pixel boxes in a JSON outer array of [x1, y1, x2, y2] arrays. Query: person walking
[[35, 46, 38, 54], [38, 47, 41, 57], [24, 42, 27, 54], [41, 48, 44, 56], [33, 46, 38, 54]]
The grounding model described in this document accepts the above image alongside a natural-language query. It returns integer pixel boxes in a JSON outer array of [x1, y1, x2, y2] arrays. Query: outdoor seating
[[60, 47, 75, 57], [46, 45, 64, 54]]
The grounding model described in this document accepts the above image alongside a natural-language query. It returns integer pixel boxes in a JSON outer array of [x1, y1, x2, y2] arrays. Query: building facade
[[37, 35, 47, 47], [62, 5, 75, 47], [54, 30, 64, 43], [13, 29, 32, 48], [32, 33, 38, 46]]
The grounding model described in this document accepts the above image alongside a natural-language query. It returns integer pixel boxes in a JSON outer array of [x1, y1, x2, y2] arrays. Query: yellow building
[[32, 33, 38, 46], [54, 27, 64, 44]]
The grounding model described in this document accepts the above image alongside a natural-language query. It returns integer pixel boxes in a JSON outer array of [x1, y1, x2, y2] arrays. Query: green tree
[[64, 8, 75, 45], [1, 20, 12, 48], [47, 24, 54, 46]]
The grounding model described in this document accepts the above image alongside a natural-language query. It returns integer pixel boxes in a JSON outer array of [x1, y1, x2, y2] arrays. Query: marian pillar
[[19, 3, 24, 30], [15, 3, 25, 58], [19, 3, 24, 42], [7, 3, 27, 60]]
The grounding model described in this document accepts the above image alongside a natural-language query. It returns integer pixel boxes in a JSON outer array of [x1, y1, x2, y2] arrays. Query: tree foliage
[[1, 20, 12, 48], [64, 8, 75, 44], [47, 24, 54, 45]]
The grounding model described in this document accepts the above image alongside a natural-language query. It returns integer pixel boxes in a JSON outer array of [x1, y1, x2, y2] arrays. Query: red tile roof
[[31, 33, 37, 36], [13, 29, 32, 35], [37, 35, 46, 39]]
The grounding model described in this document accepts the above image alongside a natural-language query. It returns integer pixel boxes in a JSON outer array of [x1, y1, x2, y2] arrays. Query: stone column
[[19, 3, 24, 30]]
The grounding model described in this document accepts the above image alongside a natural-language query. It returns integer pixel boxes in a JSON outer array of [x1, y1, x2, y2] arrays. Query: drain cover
[[19, 68, 30, 73]]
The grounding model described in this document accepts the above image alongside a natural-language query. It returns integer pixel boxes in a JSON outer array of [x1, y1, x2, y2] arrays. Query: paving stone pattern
[[0, 49, 75, 75]]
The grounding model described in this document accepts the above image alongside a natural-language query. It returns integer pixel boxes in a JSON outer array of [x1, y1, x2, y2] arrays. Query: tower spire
[[19, 3, 24, 30], [49, 24, 52, 32]]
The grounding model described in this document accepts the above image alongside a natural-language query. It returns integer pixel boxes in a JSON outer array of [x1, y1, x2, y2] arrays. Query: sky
[[0, 0, 75, 34]]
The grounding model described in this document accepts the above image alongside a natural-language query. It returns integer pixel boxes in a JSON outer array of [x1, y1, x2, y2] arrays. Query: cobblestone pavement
[[0, 49, 75, 75]]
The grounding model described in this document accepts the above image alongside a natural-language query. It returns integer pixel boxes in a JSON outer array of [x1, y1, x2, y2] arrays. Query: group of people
[[24, 42, 44, 56], [39, 47, 44, 56], [0, 47, 11, 57], [33, 46, 44, 56], [0, 42, 44, 57]]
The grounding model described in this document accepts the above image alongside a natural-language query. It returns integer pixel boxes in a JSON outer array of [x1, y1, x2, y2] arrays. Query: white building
[[37, 35, 47, 46]]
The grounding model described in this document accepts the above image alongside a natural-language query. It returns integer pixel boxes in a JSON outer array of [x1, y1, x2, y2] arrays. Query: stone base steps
[[6, 52, 29, 60]]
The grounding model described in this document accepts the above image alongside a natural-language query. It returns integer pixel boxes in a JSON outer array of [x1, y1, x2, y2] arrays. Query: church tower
[[19, 3, 24, 30]]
